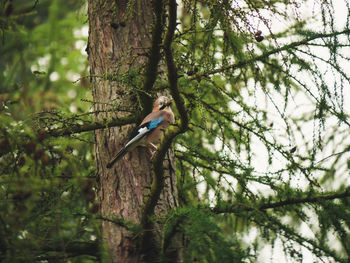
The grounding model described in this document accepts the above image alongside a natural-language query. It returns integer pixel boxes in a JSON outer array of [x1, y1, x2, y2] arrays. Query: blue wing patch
[[123, 116, 164, 148], [147, 116, 163, 129]]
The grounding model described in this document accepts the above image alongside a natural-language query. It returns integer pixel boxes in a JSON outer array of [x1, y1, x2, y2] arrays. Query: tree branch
[[260, 214, 345, 262], [47, 114, 139, 137], [140, 0, 166, 114], [141, 0, 188, 258], [259, 189, 350, 210], [36, 241, 99, 260], [96, 214, 140, 232], [190, 29, 350, 80], [74, 212, 139, 232], [212, 188, 350, 214]]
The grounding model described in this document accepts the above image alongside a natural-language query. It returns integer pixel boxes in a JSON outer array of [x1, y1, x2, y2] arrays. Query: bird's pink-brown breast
[[144, 110, 174, 145]]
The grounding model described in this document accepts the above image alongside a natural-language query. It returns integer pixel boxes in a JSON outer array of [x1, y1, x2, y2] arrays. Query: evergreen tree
[[1, 0, 350, 262]]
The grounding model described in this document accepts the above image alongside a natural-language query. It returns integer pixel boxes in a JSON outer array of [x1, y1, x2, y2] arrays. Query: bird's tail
[[106, 147, 128, 168]]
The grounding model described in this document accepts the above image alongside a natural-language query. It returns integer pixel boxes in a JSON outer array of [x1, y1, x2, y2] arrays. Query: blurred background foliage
[[0, 0, 98, 261]]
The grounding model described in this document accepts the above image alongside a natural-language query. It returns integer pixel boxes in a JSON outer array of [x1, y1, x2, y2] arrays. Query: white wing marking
[[124, 126, 150, 148]]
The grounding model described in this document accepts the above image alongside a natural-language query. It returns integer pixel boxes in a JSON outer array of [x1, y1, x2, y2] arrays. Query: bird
[[106, 96, 175, 168]]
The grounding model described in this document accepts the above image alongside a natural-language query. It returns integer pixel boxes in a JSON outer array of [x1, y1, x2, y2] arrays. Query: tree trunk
[[87, 1, 180, 262]]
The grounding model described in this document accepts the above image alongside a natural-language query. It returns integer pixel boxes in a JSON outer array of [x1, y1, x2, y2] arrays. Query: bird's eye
[[159, 102, 163, 106]]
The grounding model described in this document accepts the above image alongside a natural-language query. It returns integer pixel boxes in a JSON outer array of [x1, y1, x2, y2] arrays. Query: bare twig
[[48, 114, 139, 137]]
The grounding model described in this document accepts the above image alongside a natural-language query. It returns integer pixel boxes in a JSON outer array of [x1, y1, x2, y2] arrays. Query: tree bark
[[87, 1, 179, 262]]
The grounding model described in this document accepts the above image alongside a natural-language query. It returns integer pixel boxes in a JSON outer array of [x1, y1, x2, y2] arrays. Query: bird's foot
[[149, 143, 158, 160]]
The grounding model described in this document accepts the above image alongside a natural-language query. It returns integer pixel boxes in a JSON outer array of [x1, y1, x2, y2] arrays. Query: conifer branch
[[263, 214, 346, 263], [75, 213, 139, 232], [47, 114, 139, 137], [0, 115, 139, 158], [258, 189, 350, 210], [97, 214, 134, 230], [36, 241, 99, 260], [212, 188, 350, 214], [191, 29, 350, 80]]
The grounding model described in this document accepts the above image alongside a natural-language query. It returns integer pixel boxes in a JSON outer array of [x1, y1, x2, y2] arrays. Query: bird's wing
[[125, 115, 164, 148], [106, 112, 166, 168], [106, 116, 164, 168], [140, 111, 165, 125]]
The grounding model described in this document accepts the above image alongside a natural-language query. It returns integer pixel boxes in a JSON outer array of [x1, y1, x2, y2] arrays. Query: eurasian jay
[[106, 96, 175, 168]]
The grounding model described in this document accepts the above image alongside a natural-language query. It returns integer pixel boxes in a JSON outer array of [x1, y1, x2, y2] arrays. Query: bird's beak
[[160, 100, 172, 110]]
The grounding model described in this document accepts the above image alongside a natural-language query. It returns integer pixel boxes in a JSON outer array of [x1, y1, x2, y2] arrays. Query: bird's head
[[153, 96, 172, 112]]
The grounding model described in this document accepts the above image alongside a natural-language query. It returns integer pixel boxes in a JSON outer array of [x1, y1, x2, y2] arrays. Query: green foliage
[[0, 0, 98, 262], [161, 207, 247, 262], [172, 0, 350, 262]]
